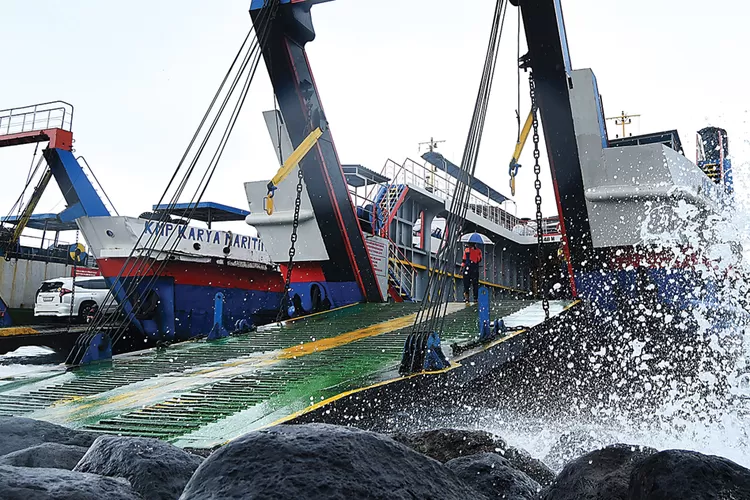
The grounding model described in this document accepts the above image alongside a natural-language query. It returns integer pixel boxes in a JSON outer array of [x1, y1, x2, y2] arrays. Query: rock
[[391, 427, 554, 486], [0, 417, 99, 456], [391, 428, 505, 463], [0, 464, 140, 500], [541, 443, 657, 500], [628, 449, 750, 499], [0, 443, 89, 470], [446, 452, 541, 500], [181, 423, 485, 500], [504, 446, 556, 487], [74, 435, 203, 500]]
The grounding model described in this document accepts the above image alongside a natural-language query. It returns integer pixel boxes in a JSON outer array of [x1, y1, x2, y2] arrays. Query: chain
[[276, 166, 304, 322], [68, 230, 80, 330], [529, 73, 549, 320]]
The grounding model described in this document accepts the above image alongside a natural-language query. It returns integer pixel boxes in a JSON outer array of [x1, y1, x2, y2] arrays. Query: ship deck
[[0, 299, 573, 449]]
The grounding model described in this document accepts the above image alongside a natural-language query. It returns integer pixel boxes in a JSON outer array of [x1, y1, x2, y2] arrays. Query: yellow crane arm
[[264, 127, 323, 215], [9, 168, 54, 248], [508, 109, 535, 196]]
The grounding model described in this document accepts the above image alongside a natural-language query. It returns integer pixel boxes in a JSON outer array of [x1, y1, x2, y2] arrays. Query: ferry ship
[[76, 212, 284, 341]]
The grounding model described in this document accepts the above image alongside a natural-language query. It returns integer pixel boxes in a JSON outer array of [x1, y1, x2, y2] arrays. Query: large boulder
[[0, 443, 89, 470], [541, 443, 657, 500], [628, 449, 750, 499], [391, 427, 555, 486], [503, 446, 556, 487], [181, 423, 484, 500], [390, 428, 505, 463], [74, 435, 203, 500], [0, 464, 140, 500], [0, 417, 99, 456], [446, 452, 541, 500]]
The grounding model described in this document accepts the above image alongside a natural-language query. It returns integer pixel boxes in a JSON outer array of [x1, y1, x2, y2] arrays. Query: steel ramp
[[0, 299, 566, 448]]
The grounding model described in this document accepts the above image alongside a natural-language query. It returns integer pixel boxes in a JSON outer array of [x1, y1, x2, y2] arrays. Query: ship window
[[39, 281, 64, 293], [193, 243, 201, 251], [76, 278, 108, 290], [106, 230, 114, 237]]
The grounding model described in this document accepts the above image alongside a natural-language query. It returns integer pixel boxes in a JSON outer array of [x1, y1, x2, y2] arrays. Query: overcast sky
[[1, 0, 748, 242]]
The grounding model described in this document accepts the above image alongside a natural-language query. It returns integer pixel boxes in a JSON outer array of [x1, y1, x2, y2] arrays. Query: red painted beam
[[0, 128, 73, 151]]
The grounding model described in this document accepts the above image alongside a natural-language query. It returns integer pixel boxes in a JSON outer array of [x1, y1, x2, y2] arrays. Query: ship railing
[[382, 158, 523, 233], [76, 156, 119, 216], [0, 101, 74, 137], [387, 242, 416, 301], [1, 233, 94, 267]]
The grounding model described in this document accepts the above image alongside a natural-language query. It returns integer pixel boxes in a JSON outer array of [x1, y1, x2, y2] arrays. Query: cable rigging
[[409, 0, 509, 340], [67, 1, 281, 363]]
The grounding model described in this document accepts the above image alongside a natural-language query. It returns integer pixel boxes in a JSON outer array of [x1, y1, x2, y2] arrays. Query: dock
[[0, 299, 573, 449]]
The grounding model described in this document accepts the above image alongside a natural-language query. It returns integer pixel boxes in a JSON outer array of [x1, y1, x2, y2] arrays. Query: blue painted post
[[208, 292, 230, 340], [79, 333, 113, 365], [0, 294, 12, 327], [478, 286, 490, 341]]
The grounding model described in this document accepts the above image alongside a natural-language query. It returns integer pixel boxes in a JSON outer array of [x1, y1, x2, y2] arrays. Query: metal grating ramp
[[0, 300, 566, 448]]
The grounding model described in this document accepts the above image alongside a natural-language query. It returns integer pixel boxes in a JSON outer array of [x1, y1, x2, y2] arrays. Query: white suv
[[34, 277, 117, 321]]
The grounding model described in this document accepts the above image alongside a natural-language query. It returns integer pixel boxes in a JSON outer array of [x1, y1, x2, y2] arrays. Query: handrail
[[77, 156, 119, 216], [0, 101, 74, 136], [353, 157, 561, 239]]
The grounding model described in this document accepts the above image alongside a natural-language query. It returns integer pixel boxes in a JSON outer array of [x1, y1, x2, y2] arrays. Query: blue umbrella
[[459, 232, 494, 245]]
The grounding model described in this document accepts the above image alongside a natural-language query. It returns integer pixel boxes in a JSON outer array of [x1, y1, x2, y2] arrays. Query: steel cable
[[412, 0, 508, 336]]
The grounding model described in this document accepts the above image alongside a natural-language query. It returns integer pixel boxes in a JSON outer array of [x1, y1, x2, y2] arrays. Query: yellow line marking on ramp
[[278, 313, 419, 359], [0, 327, 40, 337]]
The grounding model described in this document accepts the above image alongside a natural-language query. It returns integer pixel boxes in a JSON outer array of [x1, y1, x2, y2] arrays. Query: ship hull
[[96, 257, 284, 341], [78, 216, 285, 342]]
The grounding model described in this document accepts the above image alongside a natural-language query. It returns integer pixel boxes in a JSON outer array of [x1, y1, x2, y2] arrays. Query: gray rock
[[0, 464, 140, 500], [446, 452, 541, 500], [391, 427, 555, 486], [75, 435, 203, 500], [628, 449, 750, 499], [0, 442, 89, 470], [390, 428, 505, 462], [0, 417, 99, 456], [180, 423, 485, 500], [504, 445, 556, 487], [541, 443, 657, 500]]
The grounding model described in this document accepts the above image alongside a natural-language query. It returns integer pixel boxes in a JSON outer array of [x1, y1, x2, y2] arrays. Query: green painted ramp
[[0, 299, 567, 448]]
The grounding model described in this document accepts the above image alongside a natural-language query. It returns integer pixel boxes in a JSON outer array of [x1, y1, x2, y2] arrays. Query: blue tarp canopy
[[152, 202, 250, 225], [1, 213, 77, 232], [422, 151, 510, 204]]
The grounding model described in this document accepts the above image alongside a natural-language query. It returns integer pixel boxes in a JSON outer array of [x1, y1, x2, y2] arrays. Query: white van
[[34, 276, 117, 321]]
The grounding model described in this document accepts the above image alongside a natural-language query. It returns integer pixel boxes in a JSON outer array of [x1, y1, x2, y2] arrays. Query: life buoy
[[69, 243, 86, 263]]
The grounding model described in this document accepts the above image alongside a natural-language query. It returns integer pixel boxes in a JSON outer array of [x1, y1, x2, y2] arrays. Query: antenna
[[418, 138, 445, 193], [418, 137, 446, 153], [605, 111, 640, 138]]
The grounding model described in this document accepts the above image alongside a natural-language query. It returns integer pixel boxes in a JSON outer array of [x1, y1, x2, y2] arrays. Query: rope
[[411, 0, 509, 336], [81, 2, 280, 348]]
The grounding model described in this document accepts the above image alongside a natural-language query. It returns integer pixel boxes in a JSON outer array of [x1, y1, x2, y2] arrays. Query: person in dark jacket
[[462, 242, 482, 304]]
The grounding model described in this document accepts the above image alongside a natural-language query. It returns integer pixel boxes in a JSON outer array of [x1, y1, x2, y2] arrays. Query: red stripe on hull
[[279, 261, 326, 282], [97, 258, 284, 292]]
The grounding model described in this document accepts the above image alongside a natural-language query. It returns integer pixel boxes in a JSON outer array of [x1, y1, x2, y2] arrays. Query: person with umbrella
[[461, 236, 484, 305]]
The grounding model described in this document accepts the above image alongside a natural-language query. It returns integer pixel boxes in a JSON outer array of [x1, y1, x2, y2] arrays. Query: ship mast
[[606, 111, 640, 138], [418, 137, 445, 192]]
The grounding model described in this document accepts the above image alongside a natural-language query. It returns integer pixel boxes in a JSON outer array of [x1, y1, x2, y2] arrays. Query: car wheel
[[78, 301, 97, 323]]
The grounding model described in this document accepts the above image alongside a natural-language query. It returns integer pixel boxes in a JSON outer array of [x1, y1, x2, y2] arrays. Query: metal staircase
[[374, 183, 407, 237], [386, 235, 416, 302]]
